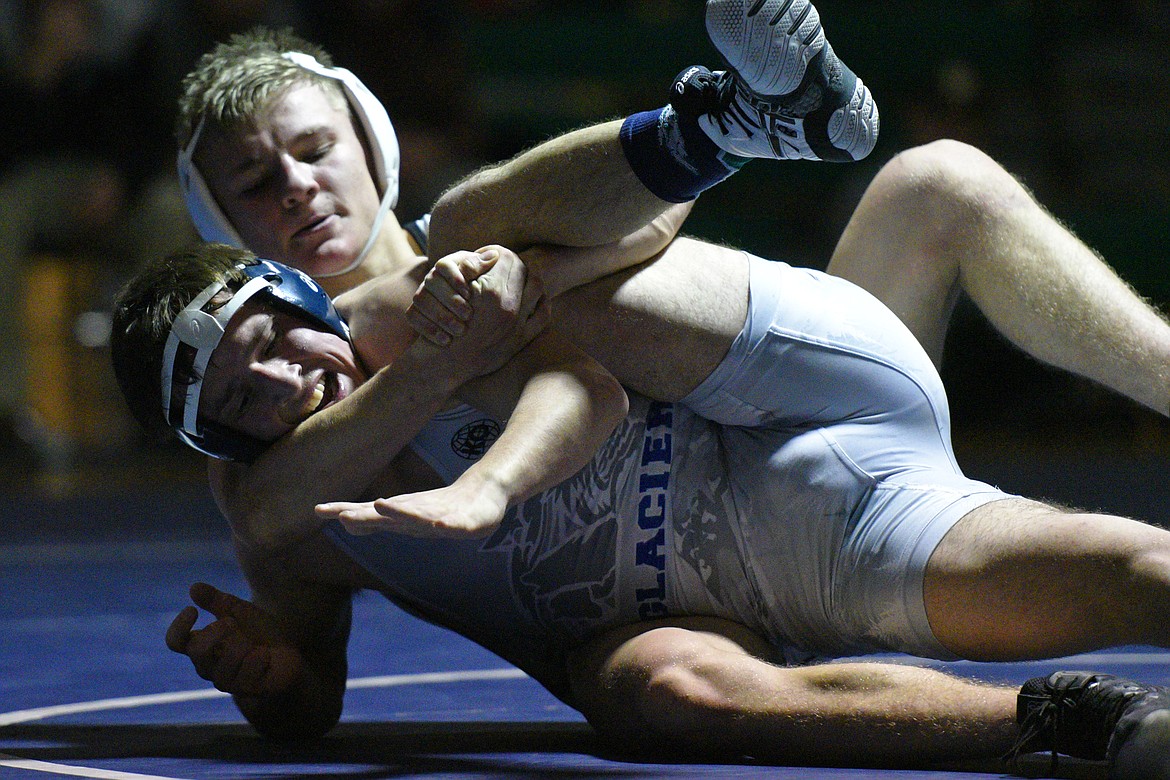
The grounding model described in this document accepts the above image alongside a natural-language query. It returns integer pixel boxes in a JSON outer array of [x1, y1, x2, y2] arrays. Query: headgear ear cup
[[282, 52, 399, 210], [176, 51, 401, 260], [177, 121, 246, 247]]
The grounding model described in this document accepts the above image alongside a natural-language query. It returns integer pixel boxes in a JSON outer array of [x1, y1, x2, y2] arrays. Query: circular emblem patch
[[451, 418, 501, 459]]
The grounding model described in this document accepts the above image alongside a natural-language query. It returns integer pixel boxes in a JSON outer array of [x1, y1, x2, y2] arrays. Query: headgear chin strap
[[160, 258, 351, 462], [176, 51, 400, 274]]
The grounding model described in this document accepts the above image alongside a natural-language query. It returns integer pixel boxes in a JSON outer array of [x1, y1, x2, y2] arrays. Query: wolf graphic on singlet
[[326, 254, 1017, 692]]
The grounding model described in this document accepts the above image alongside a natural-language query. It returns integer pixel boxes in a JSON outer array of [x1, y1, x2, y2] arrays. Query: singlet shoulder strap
[[404, 213, 431, 256]]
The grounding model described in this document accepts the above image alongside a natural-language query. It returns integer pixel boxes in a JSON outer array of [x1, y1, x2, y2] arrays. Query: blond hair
[[176, 26, 345, 150]]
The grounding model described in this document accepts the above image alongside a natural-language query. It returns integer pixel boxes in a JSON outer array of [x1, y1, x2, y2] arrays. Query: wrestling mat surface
[[3, 449, 1169, 779]]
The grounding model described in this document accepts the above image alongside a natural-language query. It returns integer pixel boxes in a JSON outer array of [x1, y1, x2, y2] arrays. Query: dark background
[[3, 1, 1168, 517]]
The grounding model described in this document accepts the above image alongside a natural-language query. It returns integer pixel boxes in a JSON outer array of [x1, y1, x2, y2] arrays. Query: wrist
[[454, 466, 513, 517], [394, 338, 474, 396]]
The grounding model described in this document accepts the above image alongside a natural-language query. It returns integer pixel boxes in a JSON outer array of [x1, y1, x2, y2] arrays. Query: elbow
[[247, 705, 341, 743], [237, 679, 346, 742], [592, 368, 629, 430], [230, 504, 306, 554]]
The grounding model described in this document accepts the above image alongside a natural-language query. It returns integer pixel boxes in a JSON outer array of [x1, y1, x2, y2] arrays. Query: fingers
[[185, 614, 273, 695], [170, 600, 276, 695], [189, 582, 254, 622], [168, 584, 302, 697], [409, 250, 498, 345], [166, 605, 199, 654], [315, 501, 384, 534]]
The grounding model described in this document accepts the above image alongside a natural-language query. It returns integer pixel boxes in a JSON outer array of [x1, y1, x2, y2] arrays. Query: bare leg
[[428, 120, 673, 261], [827, 138, 1170, 416], [569, 616, 1017, 767], [925, 498, 1170, 659]]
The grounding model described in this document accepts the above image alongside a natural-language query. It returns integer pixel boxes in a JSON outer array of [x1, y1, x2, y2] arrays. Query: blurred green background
[[3, 0, 1169, 497]]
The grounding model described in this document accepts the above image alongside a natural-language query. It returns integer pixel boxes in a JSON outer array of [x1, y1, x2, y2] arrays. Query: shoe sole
[[827, 77, 879, 161], [1112, 707, 1170, 780], [706, 0, 826, 98]]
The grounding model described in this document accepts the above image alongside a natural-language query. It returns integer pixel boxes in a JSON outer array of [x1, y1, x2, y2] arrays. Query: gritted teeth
[[308, 379, 325, 413]]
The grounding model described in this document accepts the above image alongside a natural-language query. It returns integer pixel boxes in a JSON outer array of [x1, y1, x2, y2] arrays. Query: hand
[[412, 245, 550, 376], [165, 583, 305, 697], [316, 478, 508, 539], [407, 250, 488, 345]]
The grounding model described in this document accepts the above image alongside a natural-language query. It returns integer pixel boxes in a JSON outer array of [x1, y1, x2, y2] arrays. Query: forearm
[[230, 553, 354, 740], [428, 120, 674, 259], [468, 359, 627, 505], [456, 332, 628, 514], [221, 339, 470, 550]]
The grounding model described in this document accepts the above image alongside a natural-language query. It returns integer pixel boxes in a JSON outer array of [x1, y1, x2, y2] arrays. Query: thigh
[[826, 149, 963, 365], [924, 497, 1170, 660], [682, 254, 946, 430]]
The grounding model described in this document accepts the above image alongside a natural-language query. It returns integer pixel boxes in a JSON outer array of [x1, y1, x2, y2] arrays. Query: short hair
[[111, 244, 259, 441], [175, 26, 345, 152]]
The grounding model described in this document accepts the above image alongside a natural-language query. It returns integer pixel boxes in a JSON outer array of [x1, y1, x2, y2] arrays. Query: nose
[[279, 155, 318, 209], [249, 358, 301, 401]]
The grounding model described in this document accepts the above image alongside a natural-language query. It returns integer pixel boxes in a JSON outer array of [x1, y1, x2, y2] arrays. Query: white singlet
[[324, 254, 1016, 702]]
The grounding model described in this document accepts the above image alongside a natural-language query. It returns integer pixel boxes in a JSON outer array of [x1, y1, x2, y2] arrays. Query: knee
[[1128, 542, 1170, 590], [871, 139, 1032, 231], [579, 626, 729, 746]]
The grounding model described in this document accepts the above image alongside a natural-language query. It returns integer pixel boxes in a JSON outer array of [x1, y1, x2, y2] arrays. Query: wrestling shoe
[[670, 64, 780, 160], [702, 0, 878, 161], [1011, 671, 1170, 779]]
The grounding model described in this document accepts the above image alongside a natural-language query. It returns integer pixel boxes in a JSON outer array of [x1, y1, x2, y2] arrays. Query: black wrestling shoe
[[1012, 671, 1170, 779]]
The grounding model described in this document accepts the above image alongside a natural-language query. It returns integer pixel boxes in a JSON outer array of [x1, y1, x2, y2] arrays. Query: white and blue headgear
[[176, 52, 400, 278], [160, 258, 350, 462]]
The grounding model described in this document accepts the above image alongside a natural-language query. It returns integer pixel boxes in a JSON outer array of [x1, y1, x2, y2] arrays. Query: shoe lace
[[1005, 686, 1075, 775], [1004, 675, 1144, 773], [707, 72, 770, 139]]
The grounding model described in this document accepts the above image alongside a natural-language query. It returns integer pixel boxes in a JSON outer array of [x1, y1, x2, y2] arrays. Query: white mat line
[[0, 754, 188, 780], [0, 668, 527, 727]]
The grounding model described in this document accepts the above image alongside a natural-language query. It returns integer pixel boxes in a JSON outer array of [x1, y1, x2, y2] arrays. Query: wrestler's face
[[198, 298, 367, 442], [196, 83, 381, 277]]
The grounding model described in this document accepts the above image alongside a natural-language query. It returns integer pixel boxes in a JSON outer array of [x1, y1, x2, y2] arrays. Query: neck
[[319, 212, 421, 298]]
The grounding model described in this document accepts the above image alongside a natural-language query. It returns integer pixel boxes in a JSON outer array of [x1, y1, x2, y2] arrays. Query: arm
[[164, 547, 355, 739], [318, 326, 629, 538], [409, 204, 691, 344], [317, 248, 630, 539], [213, 252, 549, 553]]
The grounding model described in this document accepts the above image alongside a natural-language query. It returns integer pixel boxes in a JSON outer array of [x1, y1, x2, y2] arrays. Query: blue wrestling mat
[[2, 457, 1168, 780]]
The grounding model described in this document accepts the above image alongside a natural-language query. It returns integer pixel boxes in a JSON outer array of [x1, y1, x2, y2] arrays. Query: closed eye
[[263, 322, 279, 357], [301, 142, 332, 163]]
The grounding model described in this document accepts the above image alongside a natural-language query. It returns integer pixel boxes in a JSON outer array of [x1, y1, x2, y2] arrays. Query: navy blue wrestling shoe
[[702, 0, 878, 161], [1011, 671, 1170, 779]]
